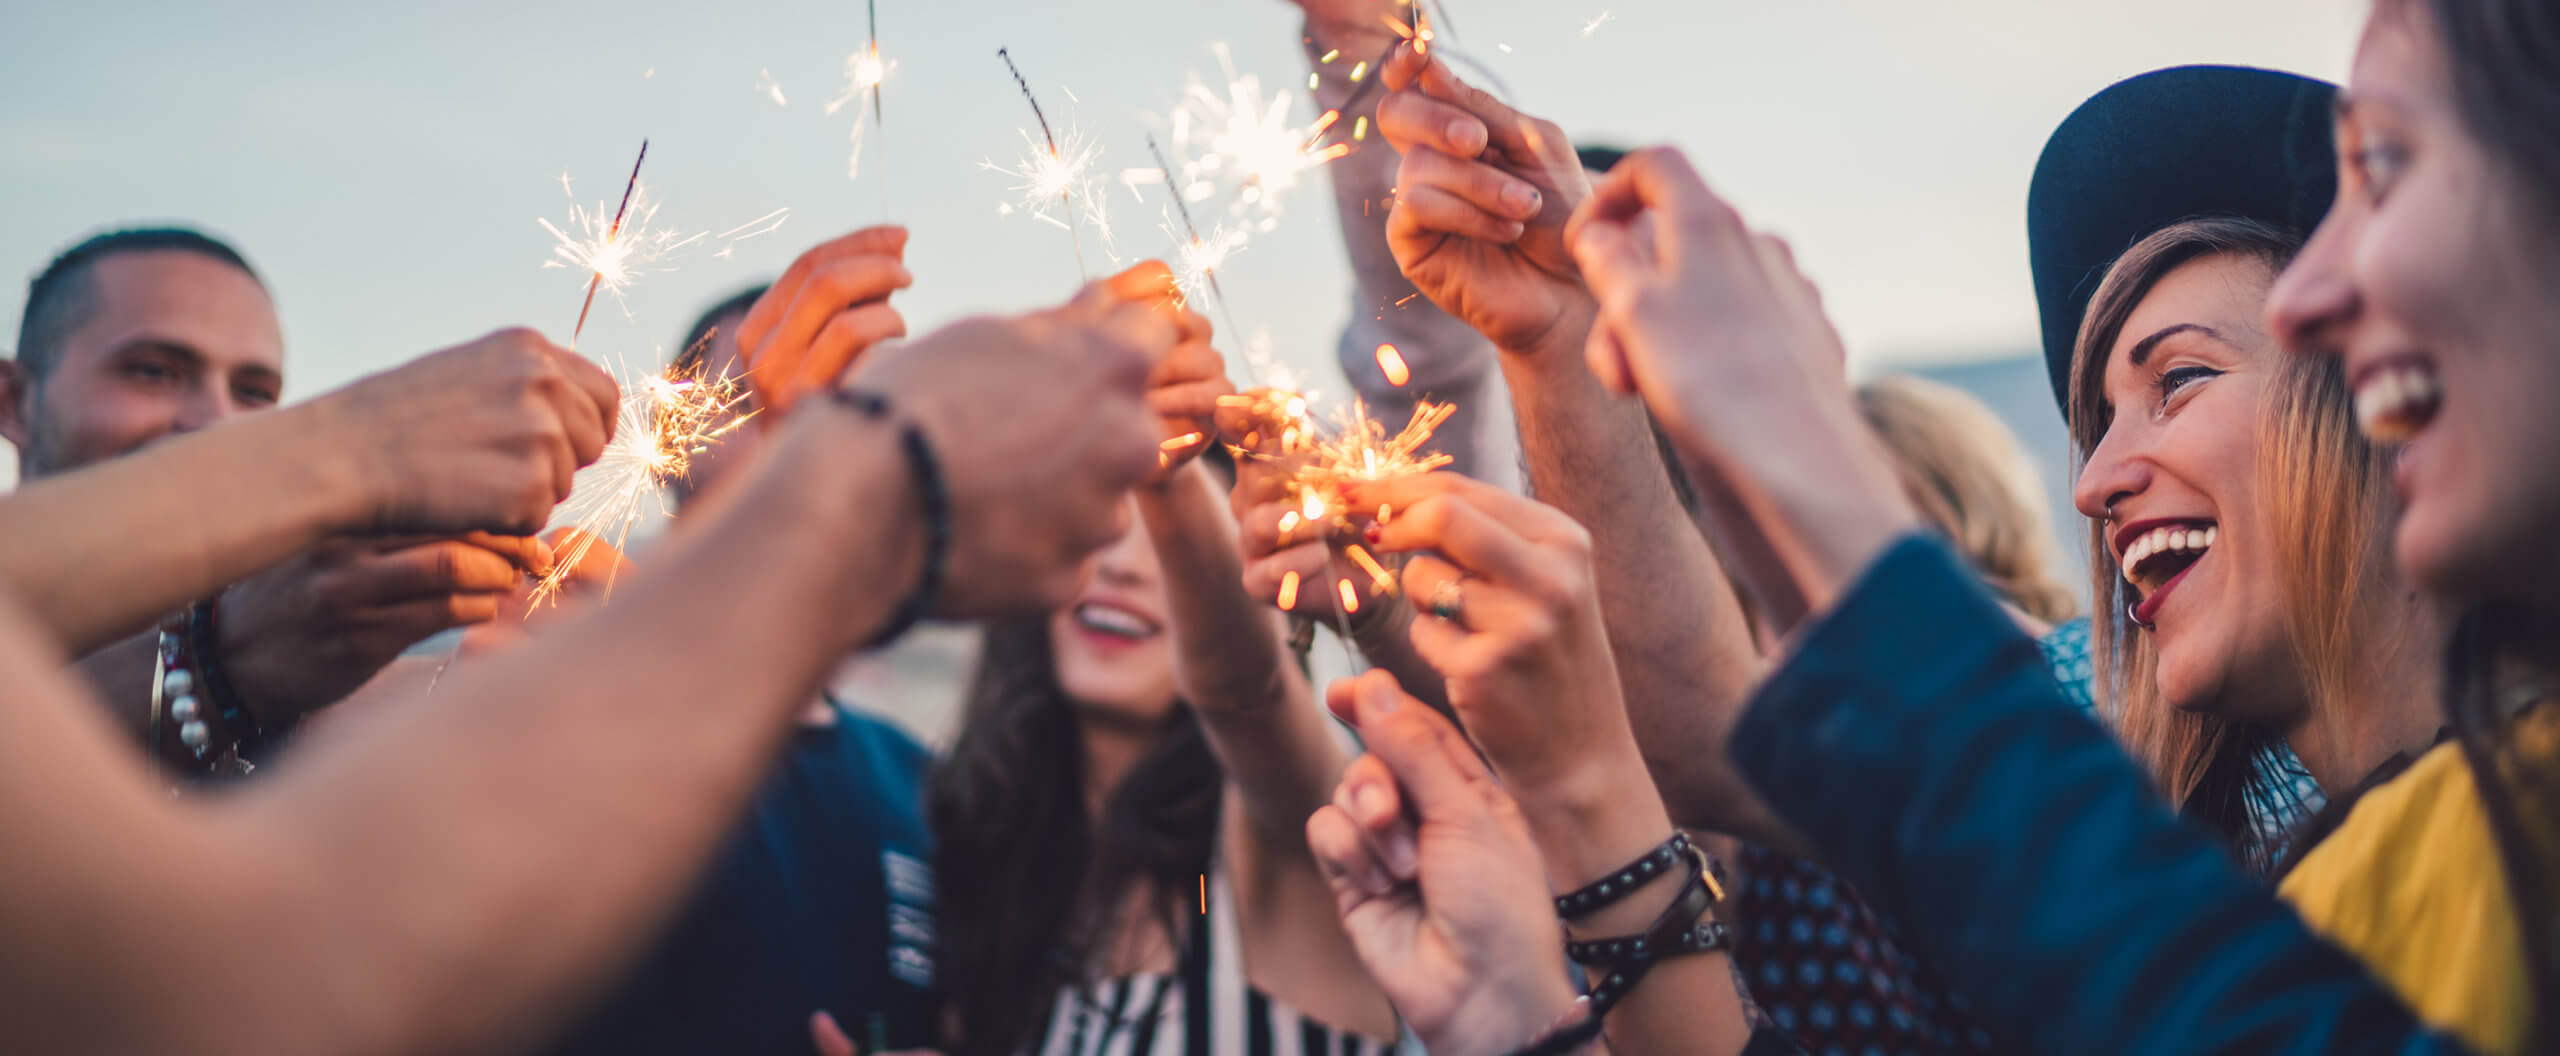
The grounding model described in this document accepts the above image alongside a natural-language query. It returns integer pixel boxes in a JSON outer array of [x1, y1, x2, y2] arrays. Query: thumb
[[1346, 670, 1496, 818], [810, 1011, 857, 1056]]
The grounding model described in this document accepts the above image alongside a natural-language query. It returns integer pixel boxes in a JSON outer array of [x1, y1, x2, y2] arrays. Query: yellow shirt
[[2278, 740, 2529, 1055]]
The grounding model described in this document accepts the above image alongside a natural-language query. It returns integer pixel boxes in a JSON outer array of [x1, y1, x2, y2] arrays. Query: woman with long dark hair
[[925, 308, 1398, 1056]]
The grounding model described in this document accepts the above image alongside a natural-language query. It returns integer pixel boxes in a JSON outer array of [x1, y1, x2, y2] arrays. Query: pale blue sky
[[3, 0, 2357, 400]]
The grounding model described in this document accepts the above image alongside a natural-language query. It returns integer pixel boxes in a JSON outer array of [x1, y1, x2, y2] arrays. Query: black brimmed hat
[[2028, 65, 2339, 418]]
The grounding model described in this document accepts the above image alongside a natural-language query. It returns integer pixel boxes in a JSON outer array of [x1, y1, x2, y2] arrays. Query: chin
[[2395, 488, 2543, 604]]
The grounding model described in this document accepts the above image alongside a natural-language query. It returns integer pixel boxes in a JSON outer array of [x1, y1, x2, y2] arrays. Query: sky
[[2, 0, 2362, 405]]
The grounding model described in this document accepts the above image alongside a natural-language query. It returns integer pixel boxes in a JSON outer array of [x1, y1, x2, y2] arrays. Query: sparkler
[[1164, 44, 1355, 233], [824, 0, 893, 181], [529, 342, 756, 606], [991, 47, 1101, 275], [1146, 133, 1250, 339], [554, 140, 650, 345]]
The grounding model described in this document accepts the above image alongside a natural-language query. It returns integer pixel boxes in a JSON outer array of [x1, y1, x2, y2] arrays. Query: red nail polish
[[1364, 523, 1384, 544]]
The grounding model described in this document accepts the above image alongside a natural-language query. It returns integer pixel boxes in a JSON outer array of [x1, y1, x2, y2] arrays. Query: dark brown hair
[[927, 448, 1243, 1056]]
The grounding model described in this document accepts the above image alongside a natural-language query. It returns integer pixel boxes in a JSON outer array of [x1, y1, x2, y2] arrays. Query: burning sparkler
[[540, 149, 791, 329], [825, 0, 893, 181], [530, 344, 756, 606], [990, 47, 1106, 275], [546, 140, 654, 344], [1218, 388, 1454, 543], [1163, 44, 1355, 233]]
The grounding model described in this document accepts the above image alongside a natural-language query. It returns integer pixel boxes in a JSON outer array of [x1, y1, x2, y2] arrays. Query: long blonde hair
[[2067, 216, 2401, 868], [1856, 375, 2080, 626]]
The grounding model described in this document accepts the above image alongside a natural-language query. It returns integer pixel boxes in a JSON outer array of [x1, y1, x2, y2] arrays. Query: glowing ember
[[1337, 578, 1361, 614], [1167, 44, 1355, 232], [531, 347, 755, 607], [1376, 343, 1410, 387], [1278, 569, 1302, 611]]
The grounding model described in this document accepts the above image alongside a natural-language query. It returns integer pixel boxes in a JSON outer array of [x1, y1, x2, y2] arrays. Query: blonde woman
[[1855, 374, 2080, 630]]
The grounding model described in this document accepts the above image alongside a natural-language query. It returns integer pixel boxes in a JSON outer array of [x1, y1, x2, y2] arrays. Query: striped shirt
[[1027, 871, 1397, 1056]]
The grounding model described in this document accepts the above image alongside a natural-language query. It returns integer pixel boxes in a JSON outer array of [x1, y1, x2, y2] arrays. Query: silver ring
[[1427, 576, 1466, 623]]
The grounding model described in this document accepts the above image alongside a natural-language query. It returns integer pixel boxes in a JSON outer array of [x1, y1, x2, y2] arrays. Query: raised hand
[[733, 226, 914, 413], [1344, 472, 1633, 797], [1565, 146, 1914, 610], [848, 261, 1181, 617], [312, 328, 619, 538], [1376, 42, 1594, 354], [1305, 671, 1578, 1056], [219, 532, 551, 722], [1145, 295, 1229, 478]]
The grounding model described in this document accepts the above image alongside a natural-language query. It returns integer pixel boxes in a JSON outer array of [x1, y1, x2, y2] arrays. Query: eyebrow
[[2127, 323, 2219, 368]]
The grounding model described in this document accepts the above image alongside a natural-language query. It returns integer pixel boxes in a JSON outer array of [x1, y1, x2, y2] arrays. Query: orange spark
[[1376, 343, 1410, 387]]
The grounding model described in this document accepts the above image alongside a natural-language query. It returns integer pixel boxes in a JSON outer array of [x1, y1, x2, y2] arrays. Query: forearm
[[1518, 756, 1751, 1056], [1137, 463, 1340, 837], [1735, 536, 2464, 1055], [229, 406, 918, 1052], [0, 405, 351, 652], [1498, 346, 1792, 848]]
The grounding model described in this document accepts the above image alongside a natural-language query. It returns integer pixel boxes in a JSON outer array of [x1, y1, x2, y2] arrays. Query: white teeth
[[2118, 524, 2217, 589], [1075, 604, 1154, 638], [2353, 362, 2442, 443]]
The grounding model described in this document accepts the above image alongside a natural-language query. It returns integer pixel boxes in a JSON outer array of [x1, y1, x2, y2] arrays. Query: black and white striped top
[[1026, 871, 1399, 1056]]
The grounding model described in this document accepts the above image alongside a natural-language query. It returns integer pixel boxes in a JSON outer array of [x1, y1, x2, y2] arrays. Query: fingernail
[[1353, 780, 1389, 822], [1386, 829, 1420, 880], [1503, 182, 1541, 215], [1449, 118, 1484, 153], [1363, 523, 1384, 545]]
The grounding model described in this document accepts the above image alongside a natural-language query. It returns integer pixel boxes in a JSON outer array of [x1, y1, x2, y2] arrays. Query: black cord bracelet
[[830, 386, 950, 650]]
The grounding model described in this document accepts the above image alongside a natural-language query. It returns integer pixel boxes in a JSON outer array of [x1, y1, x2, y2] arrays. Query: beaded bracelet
[[830, 386, 950, 650]]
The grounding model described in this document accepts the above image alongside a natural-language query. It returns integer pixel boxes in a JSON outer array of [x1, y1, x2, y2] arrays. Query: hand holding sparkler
[[314, 328, 620, 537], [1343, 472, 1644, 806], [835, 261, 1180, 616], [732, 225, 914, 413], [1146, 301, 1229, 480], [1377, 42, 1595, 355]]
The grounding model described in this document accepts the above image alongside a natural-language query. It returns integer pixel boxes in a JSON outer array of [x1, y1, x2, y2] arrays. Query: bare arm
[[0, 399, 357, 653], [0, 403, 916, 1055], [1369, 44, 1797, 848], [1139, 461, 1343, 838]]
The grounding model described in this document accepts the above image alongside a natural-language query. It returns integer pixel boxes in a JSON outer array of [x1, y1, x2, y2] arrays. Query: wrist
[[1511, 752, 1684, 935], [262, 398, 376, 538], [1431, 964, 1581, 1056], [764, 396, 927, 652]]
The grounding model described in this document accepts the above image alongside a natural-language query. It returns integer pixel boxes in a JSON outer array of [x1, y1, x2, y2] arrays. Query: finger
[[1241, 545, 1331, 607], [1584, 311, 1637, 396], [1333, 754, 1421, 882], [736, 226, 911, 360], [765, 257, 915, 397], [1392, 182, 1525, 245], [336, 540, 529, 606], [1401, 146, 1544, 223], [1565, 216, 1653, 310], [1577, 146, 1727, 249], [796, 302, 910, 397], [1354, 474, 1583, 552], [552, 351, 622, 460], [454, 530, 556, 578], [355, 592, 505, 637], [809, 1011, 858, 1056], [1411, 52, 1545, 160], [1377, 88, 1490, 159], [1344, 669, 1499, 809], [1397, 552, 1538, 636], [1306, 804, 1395, 900], [1379, 38, 1431, 93], [1149, 379, 1235, 427]]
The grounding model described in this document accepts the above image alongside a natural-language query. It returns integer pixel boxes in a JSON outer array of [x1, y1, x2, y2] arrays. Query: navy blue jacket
[[549, 700, 937, 1056], [1730, 535, 2472, 1055]]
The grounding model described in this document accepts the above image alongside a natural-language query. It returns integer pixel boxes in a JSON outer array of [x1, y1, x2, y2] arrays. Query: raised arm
[[0, 331, 601, 656], [1370, 43, 1789, 847], [1570, 145, 2469, 1056], [0, 275, 1174, 1055]]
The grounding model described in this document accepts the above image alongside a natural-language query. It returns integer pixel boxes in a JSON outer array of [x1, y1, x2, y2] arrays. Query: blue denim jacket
[[1729, 534, 2470, 1055]]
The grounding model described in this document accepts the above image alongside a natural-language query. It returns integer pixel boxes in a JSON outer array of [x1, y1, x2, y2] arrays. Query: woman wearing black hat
[[2032, 65, 2540, 1054]]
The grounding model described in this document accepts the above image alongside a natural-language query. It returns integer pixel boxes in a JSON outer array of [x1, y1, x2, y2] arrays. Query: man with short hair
[[2, 225, 543, 755]]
